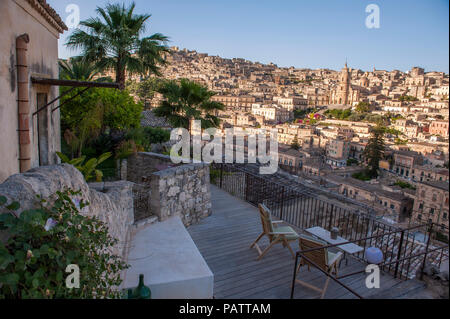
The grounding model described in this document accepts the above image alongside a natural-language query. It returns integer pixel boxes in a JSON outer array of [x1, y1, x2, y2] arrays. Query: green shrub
[[394, 181, 416, 190], [125, 127, 170, 152], [352, 171, 373, 181], [57, 152, 112, 182], [347, 158, 358, 166], [0, 190, 128, 299]]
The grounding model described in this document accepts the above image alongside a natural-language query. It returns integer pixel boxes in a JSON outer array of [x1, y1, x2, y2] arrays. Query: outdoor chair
[[250, 204, 300, 260], [294, 234, 343, 299]]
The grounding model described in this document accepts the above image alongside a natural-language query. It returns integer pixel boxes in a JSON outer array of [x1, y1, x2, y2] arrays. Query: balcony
[[187, 164, 449, 299]]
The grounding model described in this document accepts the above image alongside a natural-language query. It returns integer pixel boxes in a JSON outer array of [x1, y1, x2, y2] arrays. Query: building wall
[[412, 183, 449, 229], [326, 138, 350, 167], [0, 0, 62, 183], [430, 121, 449, 137]]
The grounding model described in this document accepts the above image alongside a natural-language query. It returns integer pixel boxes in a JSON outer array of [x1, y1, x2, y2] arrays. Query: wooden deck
[[188, 186, 425, 299]]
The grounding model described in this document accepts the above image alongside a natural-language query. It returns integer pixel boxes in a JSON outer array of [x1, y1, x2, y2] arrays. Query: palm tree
[[154, 79, 225, 132], [59, 58, 107, 81], [66, 2, 169, 89]]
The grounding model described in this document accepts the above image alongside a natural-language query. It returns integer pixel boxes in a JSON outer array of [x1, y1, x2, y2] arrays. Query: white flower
[[71, 198, 81, 210], [44, 218, 58, 231], [71, 197, 89, 214]]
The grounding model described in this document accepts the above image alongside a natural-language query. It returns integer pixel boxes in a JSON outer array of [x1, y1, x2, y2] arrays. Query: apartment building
[[251, 104, 292, 123], [325, 137, 350, 168], [429, 120, 449, 137], [211, 95, 256, 111], [411, 166, 449, 183], [392, 151, 424, 178], [412, 181, 449, 230], [273, 96, 308, 111]]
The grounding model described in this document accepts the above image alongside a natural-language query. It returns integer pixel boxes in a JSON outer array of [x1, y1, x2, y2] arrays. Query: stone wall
[[0, 164, 134, 257], [125, 152, 212, 226], [149, 163, 212, 227], [126, 152, 179, 184]]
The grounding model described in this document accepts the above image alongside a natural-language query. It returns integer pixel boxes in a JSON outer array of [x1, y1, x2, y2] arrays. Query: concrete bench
[[122, 216, 213, 299]]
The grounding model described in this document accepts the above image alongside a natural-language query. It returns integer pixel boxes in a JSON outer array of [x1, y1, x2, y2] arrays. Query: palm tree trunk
[[116, 63, 126, 90], [188, 117, 192, 134]]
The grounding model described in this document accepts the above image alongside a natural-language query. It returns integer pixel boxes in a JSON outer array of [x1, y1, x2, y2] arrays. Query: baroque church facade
[[330, 63, 361, 105]]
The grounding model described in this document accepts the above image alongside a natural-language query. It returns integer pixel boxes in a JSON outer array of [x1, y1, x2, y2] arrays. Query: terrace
[[188, 164, 449, 299]]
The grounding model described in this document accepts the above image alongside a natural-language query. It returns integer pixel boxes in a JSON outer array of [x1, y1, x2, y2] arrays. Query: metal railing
[[290, 230, 449, 299], [211, 163, 449, 282]]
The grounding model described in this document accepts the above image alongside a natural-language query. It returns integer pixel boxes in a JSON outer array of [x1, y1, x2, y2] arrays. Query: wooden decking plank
[[187, 185, 406, 299]]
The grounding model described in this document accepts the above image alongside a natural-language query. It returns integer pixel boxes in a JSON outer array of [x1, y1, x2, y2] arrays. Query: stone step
[[132, 215, 159, 236]]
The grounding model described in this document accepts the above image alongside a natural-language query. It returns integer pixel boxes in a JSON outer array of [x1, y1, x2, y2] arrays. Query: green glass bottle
[[131, 274, 151, 299]]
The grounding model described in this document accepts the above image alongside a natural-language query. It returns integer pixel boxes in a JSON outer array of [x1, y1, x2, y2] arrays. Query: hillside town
[[0, 0, 448, 302], [124, 47, 449, 230]]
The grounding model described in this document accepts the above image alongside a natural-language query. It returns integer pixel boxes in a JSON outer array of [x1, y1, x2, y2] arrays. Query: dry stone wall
[[150, 163, 212, 226], [127, 152, 213, 227]]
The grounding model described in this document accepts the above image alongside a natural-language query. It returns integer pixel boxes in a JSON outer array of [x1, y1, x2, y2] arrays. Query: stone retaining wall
[[0, 164, 134, 257], [126, 152, 179, 184]]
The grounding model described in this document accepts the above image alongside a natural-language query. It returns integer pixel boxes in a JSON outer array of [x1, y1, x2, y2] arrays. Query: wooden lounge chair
[[250, 204, 300, 260], [295, 234, 343, 299]]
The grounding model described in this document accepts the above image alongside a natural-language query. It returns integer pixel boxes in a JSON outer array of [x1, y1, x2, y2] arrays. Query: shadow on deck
[[188, 185, 418, 299]]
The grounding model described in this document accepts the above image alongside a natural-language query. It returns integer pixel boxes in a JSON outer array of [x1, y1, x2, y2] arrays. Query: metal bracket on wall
[[51, 87, 91, 113], [32, 86, 77, 116]]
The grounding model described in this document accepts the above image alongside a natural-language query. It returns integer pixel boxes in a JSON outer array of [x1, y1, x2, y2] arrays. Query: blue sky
[[48, 0, 449, 73]]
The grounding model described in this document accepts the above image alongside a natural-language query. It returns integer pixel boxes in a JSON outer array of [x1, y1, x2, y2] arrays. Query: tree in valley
[[291, 136, 300, 150], [363, 124, 386, 178]]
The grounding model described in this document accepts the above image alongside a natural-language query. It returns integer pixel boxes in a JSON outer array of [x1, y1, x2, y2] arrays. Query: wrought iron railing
[[211, 163, 449, 282], [290, 228, 449, 299]]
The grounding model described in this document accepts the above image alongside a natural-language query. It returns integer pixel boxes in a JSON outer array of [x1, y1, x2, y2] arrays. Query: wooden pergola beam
[[31, 77, 120, 89]]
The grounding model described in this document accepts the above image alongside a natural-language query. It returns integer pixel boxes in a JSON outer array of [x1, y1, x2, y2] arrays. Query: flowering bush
[[0, 189, 128, 299]]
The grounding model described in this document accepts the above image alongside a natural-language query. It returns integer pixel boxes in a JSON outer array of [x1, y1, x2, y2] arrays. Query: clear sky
[[48, 0, 449, 73]]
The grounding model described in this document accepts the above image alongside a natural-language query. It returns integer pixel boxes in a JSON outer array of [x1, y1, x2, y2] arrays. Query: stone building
[[325, 137, 350, 168], [411, 166, 449, 183], [278, 147, 303, 170], [393, 150, 424, 179], [273, 96, 308, 111], [335, 176, 414, 222], [251, 103, 292, 123], [429, 120, 449, 137], [412, 181, 449, 230], [330, 63, 361, 105], [0, 0, 67, 183], [211, 94, 256, 112]]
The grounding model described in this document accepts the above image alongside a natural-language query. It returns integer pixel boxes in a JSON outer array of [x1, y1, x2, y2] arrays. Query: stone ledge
[[122, 216, 213, 299], [131, 215, 159, 237], [152, 163, 209, 178]]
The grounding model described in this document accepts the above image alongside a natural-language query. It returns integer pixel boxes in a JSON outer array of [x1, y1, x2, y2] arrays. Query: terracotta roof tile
[[27, 0, 68, 32]]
